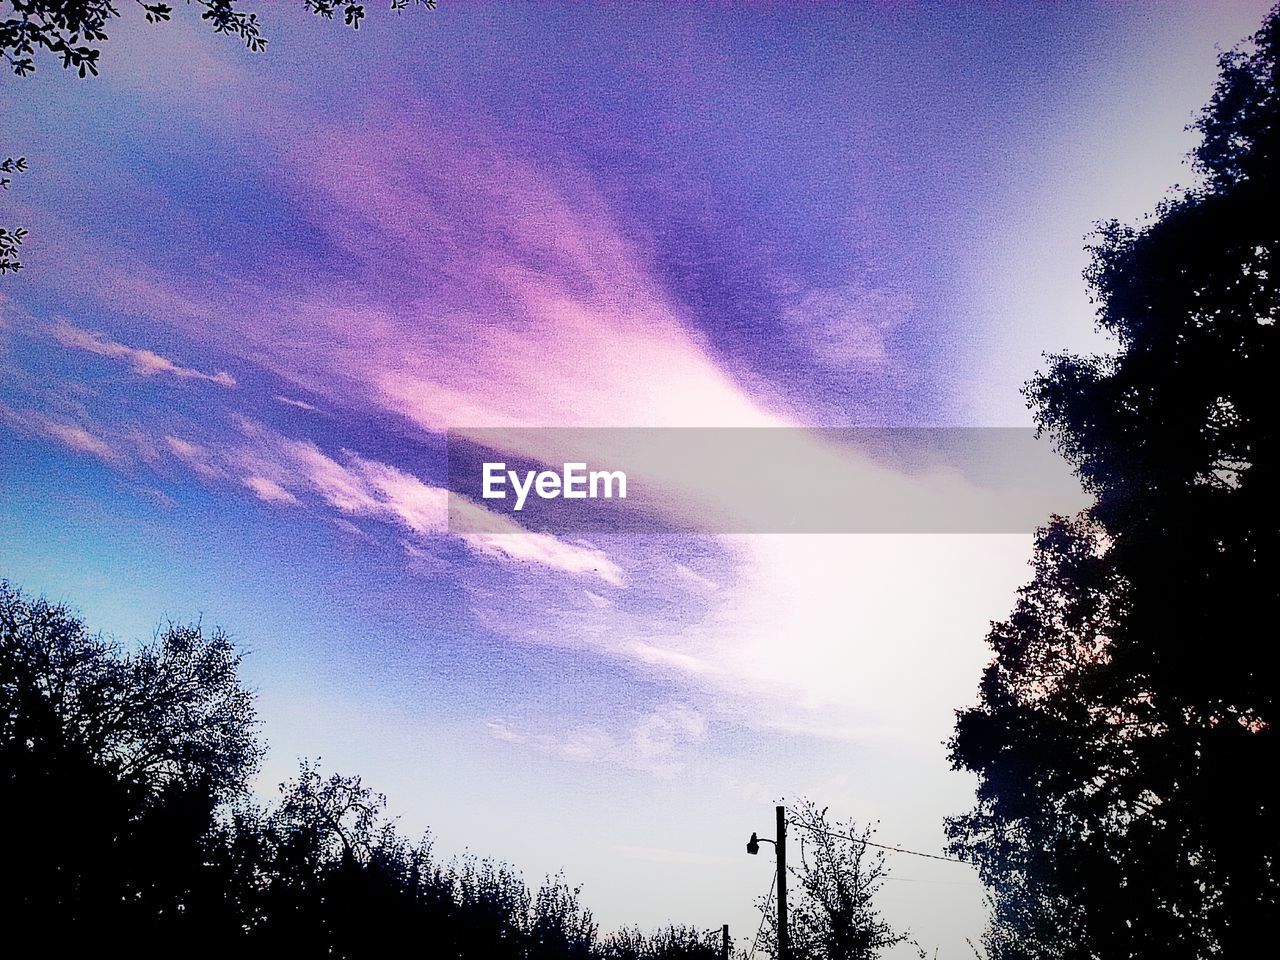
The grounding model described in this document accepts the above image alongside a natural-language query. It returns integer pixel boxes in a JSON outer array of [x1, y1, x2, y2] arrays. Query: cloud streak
[[0, 401, 121, 464], [52, 320, 236, 387], [164, 419, 625, 586]]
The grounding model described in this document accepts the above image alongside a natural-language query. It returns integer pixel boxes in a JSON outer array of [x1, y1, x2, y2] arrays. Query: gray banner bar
[[446, 428, 1087, 534]]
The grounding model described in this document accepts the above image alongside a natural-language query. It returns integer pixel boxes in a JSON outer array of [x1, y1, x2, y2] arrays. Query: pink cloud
[[70, 114, 786, 438]]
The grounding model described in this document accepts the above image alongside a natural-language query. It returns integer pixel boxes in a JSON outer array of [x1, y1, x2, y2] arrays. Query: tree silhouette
[[599, 925, 727, 960], [947, 5, 1279, 957], [1, 579, 729, 959], [0, 579, 261, 949], [756, 800, 915, 960], [216, 769, 603, 959]]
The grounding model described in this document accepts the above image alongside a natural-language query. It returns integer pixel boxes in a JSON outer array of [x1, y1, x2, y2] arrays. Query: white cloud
[[163, 419, 624, 586], [274, 395, 319, 412], [52, 320, 236, 387], [461, 529, 624, 588], [673, 563, 719, 593], [165, 435, 225, 479], [0, 402, 120, 464], [39, 420, 119, 462], [243, 475, 299, 505]]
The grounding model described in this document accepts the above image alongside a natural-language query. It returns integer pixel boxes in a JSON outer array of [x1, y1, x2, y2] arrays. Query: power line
[[785, 817, 973, 866], [748, 866, 777, 960]]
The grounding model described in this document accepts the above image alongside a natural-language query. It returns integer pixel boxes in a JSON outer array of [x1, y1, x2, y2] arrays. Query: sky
[[1, 2, 1274, 955]]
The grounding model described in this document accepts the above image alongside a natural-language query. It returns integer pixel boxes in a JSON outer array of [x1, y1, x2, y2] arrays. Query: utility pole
[[776, 804, 788, 960], [745, 806, 790, 960], [721, 923, 730, 960]]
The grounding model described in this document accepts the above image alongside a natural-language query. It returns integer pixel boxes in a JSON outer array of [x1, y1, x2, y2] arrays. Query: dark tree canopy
[[0, 580, 261, 945], [0, 581, 727, 959], [948, 6, 1279, 958]]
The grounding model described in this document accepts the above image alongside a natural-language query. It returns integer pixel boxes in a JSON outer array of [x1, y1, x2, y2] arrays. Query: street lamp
[[745, 805, 788, 960]]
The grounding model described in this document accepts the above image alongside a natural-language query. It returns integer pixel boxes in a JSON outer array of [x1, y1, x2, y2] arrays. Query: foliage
[[1, 155, 25, 273], [756, 800, 915, 960], [599, 925, 728, 960], [1, 0, 436, 78], [0, 580, 724, 959], [947, 5, 1280, 958], [0, 578, 262, 946]]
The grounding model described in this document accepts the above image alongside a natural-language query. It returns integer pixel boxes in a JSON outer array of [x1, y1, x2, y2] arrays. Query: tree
[[1, 579, 719, 958], [0, 579, 261, 947], [213, 761, 435, 955], [756, 801, 916, 960], [947, 5, 1279, 958], [214, 761, 602, 959]]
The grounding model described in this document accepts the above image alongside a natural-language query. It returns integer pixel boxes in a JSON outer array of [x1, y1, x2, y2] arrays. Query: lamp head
[[746, 832, 760, 856]]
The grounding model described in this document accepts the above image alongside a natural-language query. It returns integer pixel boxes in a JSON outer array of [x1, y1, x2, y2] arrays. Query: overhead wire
[[785, 814, 974, 866], [747, 866, 778, 960]]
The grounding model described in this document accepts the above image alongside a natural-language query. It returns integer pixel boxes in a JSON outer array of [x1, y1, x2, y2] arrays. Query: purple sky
[[1, 3, 1272, 954]]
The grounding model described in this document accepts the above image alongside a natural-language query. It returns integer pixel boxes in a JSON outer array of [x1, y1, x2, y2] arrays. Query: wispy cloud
[[161, 419, 624, 585], [8, 84, 1027, 750], [274, 395, 319, 412], [243, 475, 299, 505], [781, 283, 913, 369], [0, 402, 121, 464], [38, 419, 119, 463], [52, 320, 236, 387], [449, 496, 624, 587], [485, 703, 707, 777], [164, 435, 226, 479]]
